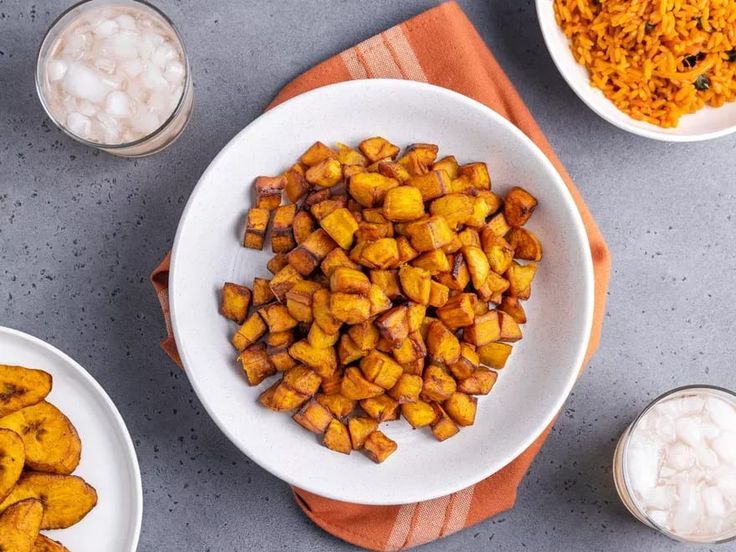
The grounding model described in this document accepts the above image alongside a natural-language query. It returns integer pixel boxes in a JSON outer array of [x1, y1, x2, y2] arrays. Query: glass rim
[[620, 384, 736, 544], [35, 0, 191, 150]]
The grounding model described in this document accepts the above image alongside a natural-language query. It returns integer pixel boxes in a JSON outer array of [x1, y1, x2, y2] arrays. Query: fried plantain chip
[[0, 498, 44, 552], [0, 366, 52, 418], [0, 428, 25, 502], [0, 402, 81, 475], [0, 472, 97, 530], [33, 535, 71, 552]]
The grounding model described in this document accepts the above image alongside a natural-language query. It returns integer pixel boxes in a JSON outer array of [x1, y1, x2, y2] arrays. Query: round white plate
[[0, 326, 142, 551], [536, 0, 736, 142], [170, 79, 594, 505]]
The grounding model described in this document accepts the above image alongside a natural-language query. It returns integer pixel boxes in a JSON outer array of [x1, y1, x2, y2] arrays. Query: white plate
[[170, 79, 594, 505], [536, 0, 736, 142], [0, 326, 142, 551]]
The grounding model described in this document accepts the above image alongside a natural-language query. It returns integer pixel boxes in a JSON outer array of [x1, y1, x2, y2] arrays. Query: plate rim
[[535, 0, 736, 143], [170, 78, 595, 504], [0, 325, 143, 551]]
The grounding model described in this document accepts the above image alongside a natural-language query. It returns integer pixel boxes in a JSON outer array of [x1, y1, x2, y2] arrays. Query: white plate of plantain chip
[[170, 79, 594, 505], [0, 326, 142, 551]]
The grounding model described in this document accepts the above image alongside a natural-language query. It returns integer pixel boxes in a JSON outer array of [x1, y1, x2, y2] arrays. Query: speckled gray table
[[2, 1, 735, 550]]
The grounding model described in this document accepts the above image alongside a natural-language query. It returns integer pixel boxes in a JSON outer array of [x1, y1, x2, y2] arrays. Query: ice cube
[[152, 44, 178, 67], [697, 447, 720, 469], [115, 14, 137, 31], [131, 109, 159, 135], [147, 88, 172, 115], [142, 64, 168, 89], [94, 57, 116, 74], [104, 91, 132, 118], [645, 485, 676, 510], [62, 31, 88, 58], [647, 509, 669, 528], [654, 414, 677, 443], [627, 439, 661, 496], [672, 481, 703, 535], [681, 396, 705, 415], [47, 59, 68, 81], [105, 30, 139, 59], [712, 432, 736, 465], [120, 59, 143, 78], [77, 100, 97, 117], [709, 465, 736, 498], [659, 465, 677, 479], [702, 423, 721, 440], [666, 442, 695, 471], [702, 486, 726, 517], [676, 417, 703, 448], [706, 397, 736, 431], [62, 62, 112, 103], [163, 61, 185, 84], [657, 399, 681, 418], [66, 112, 91, 138], [93, 19, 119, 38]]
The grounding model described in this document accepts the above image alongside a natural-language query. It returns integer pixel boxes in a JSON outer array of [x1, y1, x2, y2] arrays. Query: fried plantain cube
[[338, 334, 366, 365], [474, 299, 490, 316], [486, 212, 511, 238], [269, 265, 303, 303], [377, 161, 411, 182], [356, 221, 394, 242], [475, 272, 510, 303], [238, 343, 275, 385], [267, 253, 289, 275], [449, 342, 479, 380], [330, 292, 371, 324], [266, 330, 297, 371], [231, 312, 267, 352], [258, 303, 298, 333], [292, 210, 316, 246], [458, 367, 498, 395], [432, 155, 459, 179], [340, 367, 385, 400], [388, 373, 423, 403], [398, 265, 431, 305], [401, 358, 425, 376], [243, 208, 270, 250], [319, 208, 359, 250], [430, 193, 474, 230], [307, 322, 340, 349], [348, 417, 379, 449], [284, 164, 310, 202], [401, 143, 438, 171], [360, 351, 403, 390], [374, 305, 409, 348], [441, 234, 463, 255], [406, 216, 455, 252], [426, 320, 461, 364], [461, 246, 489, 289], [505, 261, 537, 299], [300, 141, 336, 166], [312, 288, 342, 334], [458, 162, 490, 191], [478, 342, 513, 369], [422, 364, 457, 402], [348, 172, 399, 208], [336, 142, 367, 166], [319, 369, 343, 395], [368, 284, 392, 316], [382, 186, 425, 222], [321, 248, 361, 278], [363, 431, 398, 463], [412, 249, 450, 275], [254, 175, 285, 210], [305, 158, 342, 188], [360, 395, 400, 421], [498, 311, 523, 342], [431, 403, 460, 441], [401, 400, 438, 428], [311, 197, 351, 221], [369, 270, 401, 299], [437, 293, 476, 329], [287, 229, 338, 276], [504, 186, 538, 227], [330, 267, 371, 295], [396, 236, 419, 264], [316, 392, 356, 418], [220, 282, 251, 324], [406, 302, 427, 333], [284, 280, 321, 323], [499, 295, 527, 324], [251, 277, 275, 307], [392, 331, 426, 365], [323, 419, 352, 454], [482, 231, 514, 275], [466, 191, 501, 227], [293, 400, 333, 433], [289, 340, 337, 378], [444, 392, 477, 426], [463, 310, 500, 346], [428, 280, 449, 307], [268, 204, 296, 253], [283, 364, 322, 397], [359, 137, 400, 162], [358, 238, 400, 269], [407, 170, 452, 201], [347, 321, 379, 352], [507, 227, 543, 261]]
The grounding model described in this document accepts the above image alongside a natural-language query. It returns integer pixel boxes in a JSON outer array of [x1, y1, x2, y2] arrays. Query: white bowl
[[536, 0, 736, 142], [169, 79, 594, 505]]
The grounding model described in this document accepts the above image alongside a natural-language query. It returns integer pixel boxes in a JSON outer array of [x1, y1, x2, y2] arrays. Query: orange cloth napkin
[[151, 2, 611, 549]]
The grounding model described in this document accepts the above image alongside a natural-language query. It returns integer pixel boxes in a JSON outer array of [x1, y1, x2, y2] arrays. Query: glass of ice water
[[36, 0, 193, 157]]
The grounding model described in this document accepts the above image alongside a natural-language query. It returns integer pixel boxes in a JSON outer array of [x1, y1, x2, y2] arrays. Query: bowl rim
[[534, 0, 736, 143], [169, 78, 595, 504]]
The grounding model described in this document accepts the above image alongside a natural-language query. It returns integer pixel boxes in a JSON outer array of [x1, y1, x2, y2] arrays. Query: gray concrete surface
[[2, 0, 735, 550]]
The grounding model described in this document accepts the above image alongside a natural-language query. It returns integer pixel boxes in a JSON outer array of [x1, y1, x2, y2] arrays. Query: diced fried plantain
[[426, 320, 461, 365], [405, 304, 425, 335], [458, 162, 490, 190], [348, 417, 378, 449], [288, 229, 338, 276], [476, 272, 510, 303], [478, 342, 513, 369], [407, 170, 451, 201], [269, 264, 303, 303], [0, 472, 97, 529], [0, 366, 52, 419], [270, 204, 297, 253], [504, 186, 537, 227], [374, 305, 409, 348], [401, 400, 437, 428], [284, 280, 321, 323], [462, 245, 490, 289], [398, 265, 431, 305], [356, 221, 394, 242], [312, 289, 342, 334], [338, 334, 366, 365], [231, 312, 267, 352], [336, 142, 367, 166], [322, 419, 352, 454], [383, 186, 425, 222], [0, 498, 43, 552], [485, 212, 511, 238], [428, 280, 449, 308], [0, 429, 24, 502], [290, 211, 315, 247], [443, 392, 477, 427], [392, 331, 426, 365], [441, 234, 463, 255], [303, 188, 332, 210], [347, 321, 379, 352], [474, 300, 490, 316], [449, 342, 479, 380], [358, 238, 400, 269], [412, 249, 450, 275], [330, 292, 371, 324], [319, 208, 358, 250], [369, 270, 401, 299], [499, 296, 527, 324], [421, 364, 457, 402], [430, 193, 474, 230], [284, 164, 310, 202], [466, 192, 501, 227], [307, 323, 340, 349], [507, 227, 543, 261], [289, 340, 337, 378], [321, 248, 360, 278], [435, 253, 470, 292], [388, 373, 423, 403], [431, 155, 458, 179], [330, 267, 370, 295], [320, 369, 345, 394], [359, 137, 400, 162], [458, 367, 498, 395], [32, 535, 70, 552], [266, 330, 297, 371], [316, 393, 356, 418], [306, 158, 342, 188], [0, 402, 80, 475], [406, 216, 455, 252], [283, 365, 322, 397], [259, 303, 298, 333], [363, 431, 397, 463], [267, 253, 289, 275], [260, 381, 309, 412], [254, 175, 285, 210], [220, 282, 251, 324], [360, 351, 403, 390], [252, 277, 275, 307], [498, 311, 523, 342], [312, 197, 351, 221], [349, 173, 399, 209], [360, 395, 400, 422], [505, 261, 537, 299], [463, 310, 500, 346], [400, 143, 438, 173], [367, 285, 392, 317], [300, 141, 336, 166], [396, 236, 419, 264], [243, 208, 270, 250], [293, 399, 333, 434], [482, 231, 514, 275], [377, 161, 410, 182], [238, 343, 275, 385], [431, 404, 460, 441], [340, 367, 384, 400], [437, 293, 476, 329]]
